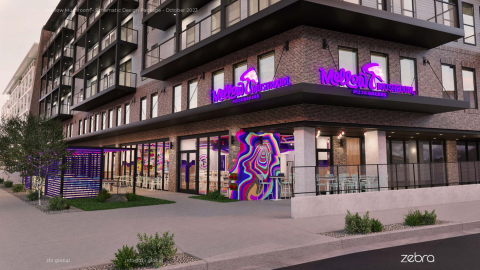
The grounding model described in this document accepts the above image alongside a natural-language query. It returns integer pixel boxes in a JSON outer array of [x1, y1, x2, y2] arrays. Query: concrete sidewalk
[[1, 187, 479, 270]]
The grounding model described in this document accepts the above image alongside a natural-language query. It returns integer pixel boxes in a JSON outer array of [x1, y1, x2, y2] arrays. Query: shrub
[[371, 218, 384, 232], [12, 184, 24, 192], [0, 178, 4, 184], [126, 193, 139, 202], [96, 188, 111, 202], [26, 190, 40, 201], [345, 211, 383, 234], [206, 190, 224, 200], [48, 196, 69, 211], [136, 232, 177, 267], [112, 245, 139, 270], [405, 209, 437, 226], [4, 181, 13, 188]]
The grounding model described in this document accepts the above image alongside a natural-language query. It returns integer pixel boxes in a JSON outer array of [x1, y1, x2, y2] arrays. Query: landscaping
[[68, 194, 175, 211], [189, 190, 237, 203]]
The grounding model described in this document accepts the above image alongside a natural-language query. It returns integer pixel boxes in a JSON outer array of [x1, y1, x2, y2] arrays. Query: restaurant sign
[[319, 63, 416, 96], [211, 68, 291, 104]]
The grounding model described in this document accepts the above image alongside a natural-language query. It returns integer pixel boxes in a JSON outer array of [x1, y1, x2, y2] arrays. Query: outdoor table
[[318, 176, 337, 194], [269, 176, 285, 201], [102, 180, 116, 192]]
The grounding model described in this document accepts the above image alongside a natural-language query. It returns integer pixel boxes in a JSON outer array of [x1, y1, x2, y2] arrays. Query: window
[[400, 58, 417, 94], [140, 97, 147, 120], [259, 52, 275, 83], [462, 68, 477, 108], [95, 114, 99, 132], [339, 47, 357, 74], [441, 64, 456, 99], [102, 112, 106, 130], [69, 123, 73, 137], [211, 7, 221, 35], [316, 136, 331, 169], [78, 120, 82, 135], [213, 70, 224, 92], [402, 0, 414, 17], [66, 125, 70, 138], [186, 22, 195, 48], [90, 116, 94, 133], [125, 103, 130, 124], [151, 93, 158, 118], [370, 53, 388, 84], [463, 3, 475, 44], [117, 106, 122, 126], [108, 109, 113, 128], [226, 0, 240, 27], [457, 141, 479, 161], [188, 80, 198, 109], [377, 0, 384, 10], [344, 0, 360, 4], [119, 60, 132, 87], [83, 118, 87, 134], [173, 85, 182, 113], [234, 62, 247, 85]]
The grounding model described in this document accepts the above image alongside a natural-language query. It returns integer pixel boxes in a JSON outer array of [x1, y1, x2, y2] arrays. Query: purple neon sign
[[211, 68, 291, 103], [319, 63, 415, 95]]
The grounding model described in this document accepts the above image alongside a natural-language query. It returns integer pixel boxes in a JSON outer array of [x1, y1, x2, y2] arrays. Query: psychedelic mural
[[229, 130, 281, 200]]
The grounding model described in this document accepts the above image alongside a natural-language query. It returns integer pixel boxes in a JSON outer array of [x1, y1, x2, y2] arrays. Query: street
[[278, 233, 480, 270]]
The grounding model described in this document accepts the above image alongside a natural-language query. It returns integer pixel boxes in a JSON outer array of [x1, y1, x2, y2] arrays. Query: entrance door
[[346, 137, 361, 175], [180, 152, 197, 193]]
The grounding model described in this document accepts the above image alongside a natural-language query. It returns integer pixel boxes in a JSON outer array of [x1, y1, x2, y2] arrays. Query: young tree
[[0, 114, 71, 205]]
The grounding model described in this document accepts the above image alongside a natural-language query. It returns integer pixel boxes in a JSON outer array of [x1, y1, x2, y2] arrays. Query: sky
[[0, 0, 60, 110]]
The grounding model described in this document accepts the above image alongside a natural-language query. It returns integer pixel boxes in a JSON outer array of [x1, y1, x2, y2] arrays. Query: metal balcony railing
[[60, 103, 72, 115], [75, 55, 85, 71], [100, 72, 116, 91], [77, 20, 87, 39], [119, 71, 137, 88], [121, 27, 139, 44], [86, 43, 99, 62], [43, 19, 75, 53], [101, 28, 117, 50], [62, 76, 72, 86], [74, 90, 84, 104], [85, 82, 97, 99], [145, 36, 175, 68], [146, 0, 168, 15], [53, 77, 60, 89], [103, 0, 115, 8], [64, 46, 74, 58], [89, 8, 101, 25], [180, 9, 221, 51]]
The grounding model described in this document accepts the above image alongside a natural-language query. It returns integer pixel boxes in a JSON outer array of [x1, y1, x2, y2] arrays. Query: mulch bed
[[75, 253, 201, 269], [320, 220, 451, 238], [0, 186, 82, 214]]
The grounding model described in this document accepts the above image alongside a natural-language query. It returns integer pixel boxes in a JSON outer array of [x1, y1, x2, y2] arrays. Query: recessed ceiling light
[[456, 139, 458, 140], [433, 138, 436, 139], [440, 134, 443, 136], [463, 136, 466, 137], [416, 133, 419, 135], [411, 137, 413, 138], [388, 136, 391, 138], [391, 132, 394, 134]]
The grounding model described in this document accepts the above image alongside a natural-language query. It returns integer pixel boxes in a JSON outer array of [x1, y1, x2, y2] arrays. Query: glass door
[[180, 152, 197, 193]]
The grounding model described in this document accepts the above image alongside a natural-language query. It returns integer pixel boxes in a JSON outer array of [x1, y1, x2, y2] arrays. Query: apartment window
[[211, 7, 221, 35], [226, 0, 240, 27], [402, 0, 414, 17], [234, 62, 248, 85], [463, 3, 475, 44], [139, 97, 146, 121], [344, 0, 360, 4], [377, 0, 383, 10], [66, 125, 70, 138], [79, 120, 82, 135], [151, 93, 158, 118], [441, 64, 456, 99], [69, 123, 73, 137], [90, 115, 94, 133], [400, 58, 417, 93], [259, 52, 275, 84], [370, 53, 388, 84], [339, 47, 357, 74], [463, 68, 477, 109], [102, 112, 107, 130], [186, 22, 196, 48], [188, 80, 198, 109], [83, 118, 87, 134], [94, 114, 99, 132], [108, 109, 113, 128], [125, 103, 130, 124], [117, 106, 122, 126], [213, 70, 224, 92], [457, 141, 479, 161], [173, 85, 182, 113]]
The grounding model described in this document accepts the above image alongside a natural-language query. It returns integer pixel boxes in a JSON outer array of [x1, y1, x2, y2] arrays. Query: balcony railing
[[64, 46, 74, 58], [85, 82, 98, 99], [75, 55, 86, 71], [145, 36, 175, 68], [74, 90, 84, 104], [55, 50, 61, 61], [86, 43, 99, 62], [101, 28, 117, 50], [100, 72, 116, 91], [53, 77, 60, 89], [89, 8, 101, 25], [77, 20, 87, 39], [43, 19, 75, 53], [78, 0, 86, 6], [59, 103, 72, 115], [103, 0, 115, 8], [51, 105, 58, 116], [62, 76, 72, 86], [48, 58, 54, 68], [180, 9, 221, 50], [119, 71, 137, 88], [146, 0, 168, 15], [121, 27, 139, 44], [293, 161, 479, 197]]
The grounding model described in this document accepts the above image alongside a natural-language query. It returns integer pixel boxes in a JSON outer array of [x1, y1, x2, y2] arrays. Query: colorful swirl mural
[[229, 130, 281, 200]]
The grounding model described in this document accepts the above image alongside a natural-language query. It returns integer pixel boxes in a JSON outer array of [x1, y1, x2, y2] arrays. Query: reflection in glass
[[462, 69, 477, 109], [441, 65, 456, 99], [339, 48, 357, 74], [400, 58, 416, 93]]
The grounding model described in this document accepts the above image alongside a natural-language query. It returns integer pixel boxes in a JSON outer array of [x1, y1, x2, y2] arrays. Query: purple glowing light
[[319, 63, 415, 95]]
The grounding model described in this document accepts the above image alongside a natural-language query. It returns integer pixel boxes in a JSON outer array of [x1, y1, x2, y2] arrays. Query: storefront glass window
[[234, 62, 247, 85], [173, 85, 182, 113], [181, 138, 197, 151], [143, 144, 149, 176], [391, 140, 405, 164], [441, 65, 456, 99], [137, 144, 142, 176], [157, 142, 164, 178], [468, 142, 478, 161], [418, 141, 431, 163], [462, 68, 477, 109], [209, 136, 219, 192], [339, 47, 357, 74], [400, 58, 416, 94], [199, 137, 208, 195], [259, 52, 275, 83], [220, 135, 230, 195], [431, 141, 444, 162], [149, 143, 156, 176], [405, 140, 418, 163], [164, 142, 170, 189], [457, 142, 467, 161], [371, 53, 388, 84]]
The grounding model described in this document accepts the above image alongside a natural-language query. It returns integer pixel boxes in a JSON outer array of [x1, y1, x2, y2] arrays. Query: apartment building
[[2, 43, 38, 120], [34, 0, 480, 212]]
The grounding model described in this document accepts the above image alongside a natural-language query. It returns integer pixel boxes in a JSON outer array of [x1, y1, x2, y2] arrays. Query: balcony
[[42, 46, 74, 76], [71, 71, 137, 111], [40, 76, 72, 101], [51, 102, 73, 121], [142, 0, 464, 81], [42, 19, 75, 53]]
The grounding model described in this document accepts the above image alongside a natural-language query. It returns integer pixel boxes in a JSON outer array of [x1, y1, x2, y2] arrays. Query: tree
[[0, 114, 71, 205]]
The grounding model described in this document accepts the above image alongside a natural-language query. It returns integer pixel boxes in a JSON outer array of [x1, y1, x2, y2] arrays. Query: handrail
[[145, 35, 175, 68], [101, 28, 117, 50], [180, 9, 221, 51], [120, 26, 138, 44], [86, 43, 100, 61], [119, 71, 137, 88], [75, 55, 86, 71], [77, 20, 87, 39]]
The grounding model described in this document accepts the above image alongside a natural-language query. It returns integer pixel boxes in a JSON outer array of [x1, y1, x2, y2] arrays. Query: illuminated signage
[[319, 63, 415, 95], [211, 68, 291, 103]]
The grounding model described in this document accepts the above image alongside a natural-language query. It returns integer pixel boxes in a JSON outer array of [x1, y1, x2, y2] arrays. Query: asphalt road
[[277, 233, 480, 270]]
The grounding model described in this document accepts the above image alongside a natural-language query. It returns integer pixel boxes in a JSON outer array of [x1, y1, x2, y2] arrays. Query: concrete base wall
[[291, 185, 480, 218]]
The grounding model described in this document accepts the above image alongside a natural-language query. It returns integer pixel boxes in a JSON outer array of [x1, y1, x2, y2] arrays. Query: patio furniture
[[316, 174, 326, 195]]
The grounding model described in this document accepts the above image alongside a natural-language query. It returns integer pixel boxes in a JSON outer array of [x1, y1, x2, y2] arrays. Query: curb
[[161, 220, 480, 270]]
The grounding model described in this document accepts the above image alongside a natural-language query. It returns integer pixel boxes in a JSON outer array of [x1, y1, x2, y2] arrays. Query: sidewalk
[[0, 187, 479, 270]]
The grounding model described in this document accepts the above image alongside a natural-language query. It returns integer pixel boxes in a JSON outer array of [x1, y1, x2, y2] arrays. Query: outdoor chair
[[316, 174, 326, 195]]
